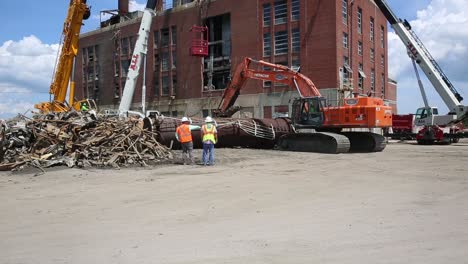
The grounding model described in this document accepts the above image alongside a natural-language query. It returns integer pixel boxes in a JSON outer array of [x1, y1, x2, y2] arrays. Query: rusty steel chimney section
[[118, 0, 129, 14]]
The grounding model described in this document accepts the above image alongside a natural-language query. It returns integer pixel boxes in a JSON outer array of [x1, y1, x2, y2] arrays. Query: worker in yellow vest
[[175, 117, 200, 165], [201, 116, 218, 166]]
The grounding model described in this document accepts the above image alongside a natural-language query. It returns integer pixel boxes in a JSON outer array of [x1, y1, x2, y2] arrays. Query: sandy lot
[[1, 141, 468, 264]]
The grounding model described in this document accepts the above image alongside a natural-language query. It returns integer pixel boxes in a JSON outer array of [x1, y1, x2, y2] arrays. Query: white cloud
[[129, 0, 146, 12], [388, 0, 468, 114], [0, 35, 57, 118]]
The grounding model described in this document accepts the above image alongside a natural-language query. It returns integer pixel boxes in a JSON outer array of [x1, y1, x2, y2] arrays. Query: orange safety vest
[[176, 124, 193, 143]]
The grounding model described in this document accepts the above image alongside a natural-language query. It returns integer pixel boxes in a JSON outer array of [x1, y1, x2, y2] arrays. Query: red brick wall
[[76, 0, 396, 107]]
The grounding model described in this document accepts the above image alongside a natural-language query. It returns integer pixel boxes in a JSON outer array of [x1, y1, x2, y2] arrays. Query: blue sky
[[1, 0, 467, 118]]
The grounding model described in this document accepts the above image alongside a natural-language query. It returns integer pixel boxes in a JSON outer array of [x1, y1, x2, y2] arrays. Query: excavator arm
[[34, 0, 91, 113], [214, 57, 321, 117]]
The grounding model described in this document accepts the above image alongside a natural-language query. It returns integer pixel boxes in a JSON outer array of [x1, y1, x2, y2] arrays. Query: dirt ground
[[1, 140, 467, 264]]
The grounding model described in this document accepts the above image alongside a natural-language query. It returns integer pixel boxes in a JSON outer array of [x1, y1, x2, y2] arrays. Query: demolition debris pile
[[0, 112, 173, 171]]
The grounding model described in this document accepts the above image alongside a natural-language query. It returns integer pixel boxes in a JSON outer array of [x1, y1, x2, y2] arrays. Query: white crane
[[374, 0, 468, 143]]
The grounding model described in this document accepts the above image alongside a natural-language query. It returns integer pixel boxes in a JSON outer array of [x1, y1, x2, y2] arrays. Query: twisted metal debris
[[0, 112, 173, 171]]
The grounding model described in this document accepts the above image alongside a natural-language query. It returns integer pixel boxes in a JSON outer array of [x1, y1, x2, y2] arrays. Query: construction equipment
[[213, 57, 393, 153], [374, 0, 468, 144], [118, 0, 158, 116], [34, 0, 96, 113]]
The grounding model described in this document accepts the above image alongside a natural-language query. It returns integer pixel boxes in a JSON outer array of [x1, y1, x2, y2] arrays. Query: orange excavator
[[213, 57, 393, 153], [35, 0, 96, 113]]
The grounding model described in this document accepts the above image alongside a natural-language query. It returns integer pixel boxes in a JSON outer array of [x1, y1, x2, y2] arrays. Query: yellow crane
[[35, 0, 96, 113]]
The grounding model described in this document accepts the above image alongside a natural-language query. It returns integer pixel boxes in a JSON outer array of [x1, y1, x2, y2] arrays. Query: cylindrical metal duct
[[118, 0, 129, 14]]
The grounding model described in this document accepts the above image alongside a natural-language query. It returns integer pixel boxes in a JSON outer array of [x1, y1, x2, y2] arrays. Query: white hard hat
[[205, 116, 213, 123], [181, 117, 189, 123]]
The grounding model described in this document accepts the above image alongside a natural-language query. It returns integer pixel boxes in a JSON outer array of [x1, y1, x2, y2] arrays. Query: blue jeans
[[202, 143, 215, 165]]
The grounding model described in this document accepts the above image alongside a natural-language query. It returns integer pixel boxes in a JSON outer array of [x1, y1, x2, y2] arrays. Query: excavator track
[[277, 132, 350, 154], [340, 132, 387, 152]]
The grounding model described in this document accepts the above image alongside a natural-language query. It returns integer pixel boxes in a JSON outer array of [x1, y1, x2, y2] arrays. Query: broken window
[[358, 63, 365, 91], [370, 17, 375, 42], [154, 71, 160, 96], [161, 52, 169, 71], [370, 48, 374, 61], [358, 41, 363, 56], [162, 75, 169, 95], [121, 59, 130, 77], [263, 33, 271, 57], [263, 3, 271, 27], [371, 69, 375, 91], [274, 30, 288, 55], [171, 26, 177, 45], [172, 74, 177, 95], [274, 0, 287, 25], [292, 58, 300, 72], [292, 28, 300, 53], [291, 0, 300, 21], [154, 31, 159, 49], [161, 28, 170, 47], [172, 51, 177, 69], [263, 66, 272, 87]]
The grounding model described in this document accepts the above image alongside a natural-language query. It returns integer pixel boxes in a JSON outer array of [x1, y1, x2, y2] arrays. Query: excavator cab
[[291, 97, 326, 128]]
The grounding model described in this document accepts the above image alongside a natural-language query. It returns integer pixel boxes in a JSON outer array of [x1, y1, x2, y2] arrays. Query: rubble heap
[[0, 112, 173, 171]]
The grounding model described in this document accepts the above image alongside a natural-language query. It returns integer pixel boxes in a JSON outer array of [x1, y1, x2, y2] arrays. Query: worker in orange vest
[[201, 116, 218, 166], [175, 117, 200, 165]]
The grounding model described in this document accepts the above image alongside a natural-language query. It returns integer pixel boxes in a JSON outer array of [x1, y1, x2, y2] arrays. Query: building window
[[292, 58, 300, 72], [358, 63, 365, 91], [381, 73, 385, 97], [263, 66, 272, 87], [263, 33, 271, 57], [274, 0, 287, 25], [358, 41, 363, 56], [274, 30, 288, 55], [380, 25, 385, 48], [172, 51, 177, 69], [263, 3, 271, 27], [292, 28, 300, 53], [381, 54, 385, 66], [161, 28, 170, 47], [121, 38, 129, 55], [343, 32, 348, 49], [153, 31, 159, 49], [274, 61, 287, 86], [343, 56, 352, 79], [371, 69, 375, 91], [342, 0, 348, 24], [171, 26, 177, 46], [154, 71, 160, 96], [370, 48, 375, 61], [121, 59, 130, 77], [162, 75, 169, 95], [370, 17, 375, 42], [357, 7, 362, 34], [172, 74, 177, 95], [291, 0, 300, 21], [161, 52, 169, 71]]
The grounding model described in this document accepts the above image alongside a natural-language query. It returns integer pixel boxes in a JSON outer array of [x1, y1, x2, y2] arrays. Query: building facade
[[76, 0, 397, 118]]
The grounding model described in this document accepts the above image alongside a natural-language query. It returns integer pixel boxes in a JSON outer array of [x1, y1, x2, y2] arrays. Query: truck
[[374, 0, 468, 144]]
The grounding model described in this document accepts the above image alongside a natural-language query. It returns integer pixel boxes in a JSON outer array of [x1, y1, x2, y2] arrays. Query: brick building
[[76, 0, 397, 118]]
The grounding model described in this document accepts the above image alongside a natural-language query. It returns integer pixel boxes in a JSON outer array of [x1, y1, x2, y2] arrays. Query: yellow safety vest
[[202, 124, 216, 143]]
